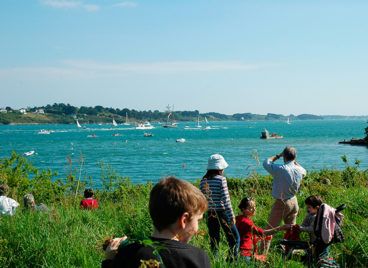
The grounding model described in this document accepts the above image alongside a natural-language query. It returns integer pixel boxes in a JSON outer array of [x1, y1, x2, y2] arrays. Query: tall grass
[[0, 153, 367, 267]]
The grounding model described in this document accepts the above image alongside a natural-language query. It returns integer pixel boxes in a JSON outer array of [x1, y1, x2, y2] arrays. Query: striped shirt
[[199, 175, 235, 222]]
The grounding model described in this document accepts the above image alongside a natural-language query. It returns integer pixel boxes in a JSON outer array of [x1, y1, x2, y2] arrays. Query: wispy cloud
[[0, 60, 266, 80], [112, 1, 138, 8], [40, 0, 100, 12]]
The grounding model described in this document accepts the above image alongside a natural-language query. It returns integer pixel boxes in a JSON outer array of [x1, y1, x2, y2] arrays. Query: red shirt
[[236, 215, 265, 256], [80, 198, 99, 209]]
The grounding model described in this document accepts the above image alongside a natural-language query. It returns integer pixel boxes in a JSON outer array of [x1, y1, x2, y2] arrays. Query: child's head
[[238, 197, 256, 217], [23, 193, 36, 209], [203, 154, 229, 178], [0, 184, 9, 196], [149, 177, 208, 243], [304, 195, 323, 215], [84, 189, 94, 198]]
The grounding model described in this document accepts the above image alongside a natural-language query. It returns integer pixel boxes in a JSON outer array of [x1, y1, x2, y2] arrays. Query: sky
[[0, 0, 368, 115]]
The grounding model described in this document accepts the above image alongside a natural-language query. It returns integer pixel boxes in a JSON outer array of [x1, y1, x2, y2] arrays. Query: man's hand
[[271, 152, 283, 162]]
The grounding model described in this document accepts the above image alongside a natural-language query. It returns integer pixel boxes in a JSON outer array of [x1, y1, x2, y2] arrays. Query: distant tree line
[[2, 103, 326, 122]]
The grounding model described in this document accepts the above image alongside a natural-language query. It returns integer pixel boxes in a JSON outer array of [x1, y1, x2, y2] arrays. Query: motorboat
[[136, 122, 154, 130], [23, 150, 35, 157], [38, 129, 51, 135], [260, 129, 283, 139], [144, 133, 154, 137]]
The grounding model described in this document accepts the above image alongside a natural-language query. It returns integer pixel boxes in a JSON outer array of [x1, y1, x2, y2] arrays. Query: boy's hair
[[84, 189, 94, 198], [149, 176, 208, 232], [238, 197, 255, 211], [305, 195, 323, 208], [0, 184, 9, 196]]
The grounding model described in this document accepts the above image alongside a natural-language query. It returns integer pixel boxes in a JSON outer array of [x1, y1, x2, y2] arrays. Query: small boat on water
[[23, 150, 35, 157], [87, 134, 97, 138], [123, 113, 130, 126], [176, 138, 186, 143], [163, 113, 178, 128], [112, 118, 118, 127], [260, 129, 283, 139], [136, 122, 154, 130], [112, 133, 122, 137], [144, 133, 154, 137], [286, 117, 291, 125], [76, 119, 82, 128], [38, 129, 51, 135]]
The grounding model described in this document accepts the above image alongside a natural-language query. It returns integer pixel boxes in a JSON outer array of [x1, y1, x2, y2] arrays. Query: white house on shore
[[19, 108, 27, 114], [34, 109, 45, 114], [0, 108, 7, 113]]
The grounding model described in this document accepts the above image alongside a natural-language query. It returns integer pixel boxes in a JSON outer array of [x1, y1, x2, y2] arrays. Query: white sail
[[124, 112, 130, 126], [76, 119, 82, 128], [205, 117, 209, 124], [287, 117, 291, 124], [197, 116, 202, 128], [112, 118, 118, 127]]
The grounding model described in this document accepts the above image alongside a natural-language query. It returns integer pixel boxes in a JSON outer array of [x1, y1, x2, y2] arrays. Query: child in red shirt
[[80, 189, 99, 210], [236, 197, 291, 262]]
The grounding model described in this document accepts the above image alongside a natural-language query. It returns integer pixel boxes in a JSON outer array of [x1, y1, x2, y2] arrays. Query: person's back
[[263, 158, 306, 200], [80, 198, 99, 209], [112, 237, 210, 268], [200, 174, 233, 217], [81, 189, 99, 209], [0, 184, 19, 216]]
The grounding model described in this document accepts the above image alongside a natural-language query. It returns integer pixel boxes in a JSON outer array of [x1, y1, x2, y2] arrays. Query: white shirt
[[263, 159, 307, 200], [0, 195, 20, 216]]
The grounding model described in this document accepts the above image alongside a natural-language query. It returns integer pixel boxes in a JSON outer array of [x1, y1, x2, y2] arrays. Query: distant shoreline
[[1, 103, 368, 125], [1, 115, 368, 126]]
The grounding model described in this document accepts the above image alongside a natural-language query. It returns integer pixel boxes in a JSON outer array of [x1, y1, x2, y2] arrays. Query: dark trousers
[[207, 210, 240, 259]]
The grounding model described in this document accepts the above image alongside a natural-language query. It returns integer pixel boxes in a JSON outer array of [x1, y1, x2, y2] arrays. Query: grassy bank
[[0, 153, 367, 267]]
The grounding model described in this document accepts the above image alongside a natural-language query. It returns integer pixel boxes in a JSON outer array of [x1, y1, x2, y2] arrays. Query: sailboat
[[163, 113, 178, 128], [197, 116, 202, 128], [185, 115, 203, 130], [123, 112, 130, 126], [112, 118, 118, 127], [203, 117, 211, 130], [76, 119, 82, 128], [286, 117, 291, 125]]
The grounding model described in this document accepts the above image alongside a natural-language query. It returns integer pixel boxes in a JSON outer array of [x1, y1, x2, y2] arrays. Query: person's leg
[[262, 199, 284, 254], [219, 215, 240, 260], [283, 197, 299, 225], [207, 210, 221, 253], [314, 242, 329, 261]]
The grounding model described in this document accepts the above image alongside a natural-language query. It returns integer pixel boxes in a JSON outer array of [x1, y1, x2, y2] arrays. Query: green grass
[[0, 154, 367, 267]]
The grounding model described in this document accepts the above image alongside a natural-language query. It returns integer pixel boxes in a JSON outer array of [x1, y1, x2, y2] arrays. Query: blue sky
[[0, 0, 367, 115]]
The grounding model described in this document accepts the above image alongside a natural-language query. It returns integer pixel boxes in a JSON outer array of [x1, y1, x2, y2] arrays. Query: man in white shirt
[[262, 147, 307, 252], [0, 184, 20, 216]]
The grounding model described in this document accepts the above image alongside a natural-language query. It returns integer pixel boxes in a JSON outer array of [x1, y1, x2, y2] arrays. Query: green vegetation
[[0, 153, 367, 267], [0, 103, 327, 125]]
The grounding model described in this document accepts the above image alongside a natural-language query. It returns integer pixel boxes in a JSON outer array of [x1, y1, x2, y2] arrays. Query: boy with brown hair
[[296, 195, 323, 243], [106, 176, 210, 268]]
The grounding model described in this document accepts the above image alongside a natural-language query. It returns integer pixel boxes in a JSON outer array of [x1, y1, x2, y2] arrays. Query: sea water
[[0, 120, 367, 185]]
